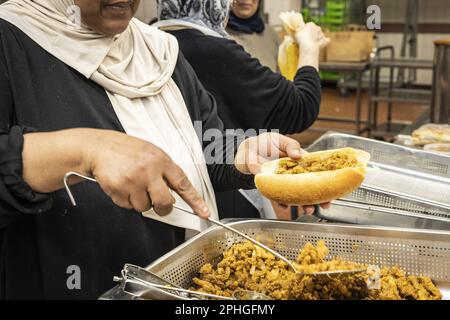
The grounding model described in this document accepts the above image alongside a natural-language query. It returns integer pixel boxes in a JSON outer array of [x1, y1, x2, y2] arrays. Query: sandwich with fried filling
[[255, 148, 370, 205]]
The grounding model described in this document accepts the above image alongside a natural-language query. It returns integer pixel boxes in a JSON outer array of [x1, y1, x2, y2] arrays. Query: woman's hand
[[234, 132, 303, 175], [234, 132, 331, 214], [296, 22, 330, 51], [84, 130, 210, 218], [295, 22, 330, 70], [23, 129, 210, 218]]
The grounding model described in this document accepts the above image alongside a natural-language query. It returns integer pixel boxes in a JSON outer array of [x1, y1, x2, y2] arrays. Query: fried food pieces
[[369, 267, 443, 300], [276, 151, 359, 175], [191, 241, 442, 300]]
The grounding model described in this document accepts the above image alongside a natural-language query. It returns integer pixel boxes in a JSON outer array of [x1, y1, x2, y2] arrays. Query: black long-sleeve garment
[[0, 20, 253, 300], [168, 29, 322, 134], [169, 29, 322, 219]]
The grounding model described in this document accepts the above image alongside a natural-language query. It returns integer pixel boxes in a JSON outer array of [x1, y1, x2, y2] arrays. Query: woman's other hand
[[234, 132, 331, 215], [295, 22, 330, 70], [296, 22, 330, 51], [234, 132, 303, 175]]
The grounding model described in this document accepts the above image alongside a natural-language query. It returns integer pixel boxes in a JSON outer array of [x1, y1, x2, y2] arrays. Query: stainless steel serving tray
[[307, 132, 450, 225], [316, 201, 450, 231], [100, 220, 450, 300]]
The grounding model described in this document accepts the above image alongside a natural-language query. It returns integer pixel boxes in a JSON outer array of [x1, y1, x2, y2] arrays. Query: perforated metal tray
[[308, 132, 450, 178], [100, 220, 450, 300], [307, 132, 450, 223], [318, 201, 450, 231]]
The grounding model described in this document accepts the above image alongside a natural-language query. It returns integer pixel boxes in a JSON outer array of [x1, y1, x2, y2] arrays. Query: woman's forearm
[[22, 128, 98, 193], [22, 128, 213, 217]]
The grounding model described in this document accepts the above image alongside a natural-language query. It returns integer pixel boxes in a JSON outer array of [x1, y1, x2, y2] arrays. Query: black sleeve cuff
[[206, 134, 256, 192], [229, 164, 256, 190], [295, 65, 320, 79], [0, 126, 53, 214], [231, 135, 256, 190]]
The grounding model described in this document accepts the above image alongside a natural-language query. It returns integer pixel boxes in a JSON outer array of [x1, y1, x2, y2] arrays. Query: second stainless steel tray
[[317, 200, 450, 231], [307, 132, 450, 223]]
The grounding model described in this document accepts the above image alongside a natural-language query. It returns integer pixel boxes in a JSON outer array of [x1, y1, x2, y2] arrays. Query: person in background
[[154, 0, 330, 221], [227, 0, 280, 72]]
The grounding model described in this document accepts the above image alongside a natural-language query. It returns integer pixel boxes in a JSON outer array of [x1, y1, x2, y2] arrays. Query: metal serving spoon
[[63, 172, 367, 279]]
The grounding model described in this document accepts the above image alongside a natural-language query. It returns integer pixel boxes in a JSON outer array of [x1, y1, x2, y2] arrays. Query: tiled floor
[[293, 86, 429, 147]]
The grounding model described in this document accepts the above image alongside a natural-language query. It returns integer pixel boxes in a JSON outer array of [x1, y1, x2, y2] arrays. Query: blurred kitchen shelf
[[368, 55, 434, 139], [371, 88, 432, 104], [370, 58, 434, 69], [309, 126, 357, 135], [318, 61, 371, 134], [370, 122, 412, 140], [371, 111, 429, 140]]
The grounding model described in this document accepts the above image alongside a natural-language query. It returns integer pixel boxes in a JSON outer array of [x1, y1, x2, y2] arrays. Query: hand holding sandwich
[[234, 132, 331, 214]]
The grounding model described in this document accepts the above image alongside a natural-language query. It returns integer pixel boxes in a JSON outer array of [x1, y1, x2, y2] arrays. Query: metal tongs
[[63, 172, 367, 279], [114, 264, 233, 300], [115, 264, 273, 300]]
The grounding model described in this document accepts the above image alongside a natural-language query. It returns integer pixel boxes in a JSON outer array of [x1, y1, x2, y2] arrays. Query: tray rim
[[325, 200, 450, 224], [308, 131, 450, 160], [146, 219, 450, 270]]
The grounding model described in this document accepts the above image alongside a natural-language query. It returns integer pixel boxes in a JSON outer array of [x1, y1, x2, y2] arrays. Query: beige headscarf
[[0, 0, 218, 232]]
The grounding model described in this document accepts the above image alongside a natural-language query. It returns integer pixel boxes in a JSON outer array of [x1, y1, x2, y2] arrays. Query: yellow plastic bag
[[278, 11, 305, 81]]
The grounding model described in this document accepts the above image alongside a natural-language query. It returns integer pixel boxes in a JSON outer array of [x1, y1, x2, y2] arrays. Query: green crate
[[320, 71, 340, 81], [303, 0, 348, 29], [326, 1, 346, 11], [325, 11, 346, 18], [325, 17, 346, 25], [301, 8, 311, 22]]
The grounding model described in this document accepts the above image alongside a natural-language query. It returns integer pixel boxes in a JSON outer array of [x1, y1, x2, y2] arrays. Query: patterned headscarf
[[157, 0, 231, 37]]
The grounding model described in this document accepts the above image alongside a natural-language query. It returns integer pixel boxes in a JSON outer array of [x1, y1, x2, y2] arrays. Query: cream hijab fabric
[[0, 0, 218, 232]]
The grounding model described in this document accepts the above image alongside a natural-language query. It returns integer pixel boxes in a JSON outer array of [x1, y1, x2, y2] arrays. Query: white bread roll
[[255, 148, 370, 205]]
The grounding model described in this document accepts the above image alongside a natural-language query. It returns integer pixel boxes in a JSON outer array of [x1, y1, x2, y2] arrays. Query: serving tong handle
[[115, 264, 232, 300]]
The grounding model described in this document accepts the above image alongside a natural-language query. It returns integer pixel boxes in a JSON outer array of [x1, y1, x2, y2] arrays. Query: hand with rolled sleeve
[[22, 129, 212, 219]]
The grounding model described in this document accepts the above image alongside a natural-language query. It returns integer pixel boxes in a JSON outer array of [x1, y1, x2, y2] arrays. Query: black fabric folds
[[0, 19, 253, 299], [0, 126, 52, 222]]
